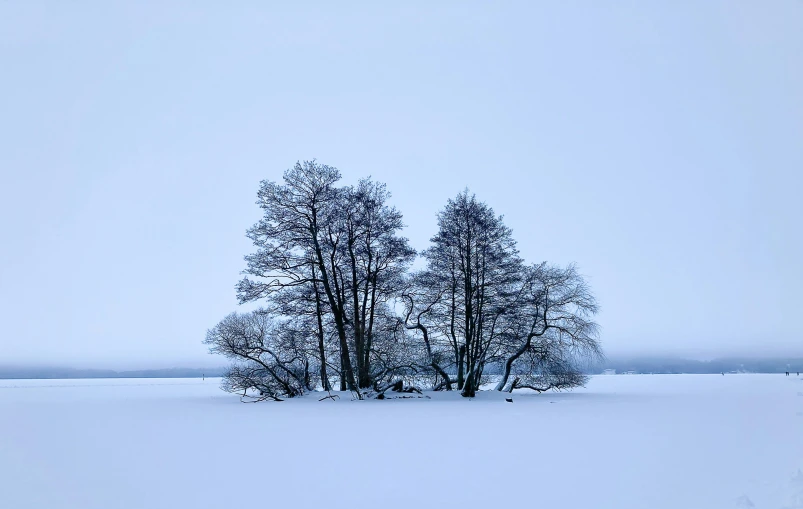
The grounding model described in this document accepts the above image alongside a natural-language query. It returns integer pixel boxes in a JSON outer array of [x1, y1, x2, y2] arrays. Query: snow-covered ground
[[1, 374, 802, 509]]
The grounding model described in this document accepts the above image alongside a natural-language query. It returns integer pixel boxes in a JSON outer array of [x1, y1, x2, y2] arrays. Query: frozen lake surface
[[1, 374, 802, 509]]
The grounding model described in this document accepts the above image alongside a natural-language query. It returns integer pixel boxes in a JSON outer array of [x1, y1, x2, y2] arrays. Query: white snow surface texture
[[1, 374, 802, 509]]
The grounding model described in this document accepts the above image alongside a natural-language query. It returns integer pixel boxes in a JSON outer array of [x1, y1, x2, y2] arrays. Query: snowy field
[[1, 374, 802, 509]]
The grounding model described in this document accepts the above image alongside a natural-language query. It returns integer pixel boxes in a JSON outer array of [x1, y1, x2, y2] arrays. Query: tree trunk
[[312, 271, 331, 392], [339, 353, 347, 391], [495, 334, 533, 391], [408, 320, 452, 391], [311, 215, 356, 391], [457, 344, 466, 390], [348, 240, 371, 389], [461, 377, 476, 397], [362, 273, 378, 386]]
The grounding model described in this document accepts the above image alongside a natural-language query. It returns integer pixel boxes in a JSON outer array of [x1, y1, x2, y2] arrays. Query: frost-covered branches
[[204, 311, 317, 400], [206, 161, 602, 401]]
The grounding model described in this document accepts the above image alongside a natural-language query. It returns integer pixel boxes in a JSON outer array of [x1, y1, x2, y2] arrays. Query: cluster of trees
[[205, 161, 602, 400]]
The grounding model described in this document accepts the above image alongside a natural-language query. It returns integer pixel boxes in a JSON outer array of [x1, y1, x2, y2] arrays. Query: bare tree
[[494, 263, 602, 392], [204, 310, 316, 400], [234, 161, 414, 394], [237, 161, 358, 390], [405, 196, 601, 397], [340, 179, 416, 388], [420, 190, 523, 397]]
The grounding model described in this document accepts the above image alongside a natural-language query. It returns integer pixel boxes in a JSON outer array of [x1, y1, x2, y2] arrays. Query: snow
[[1, 374, 802, 509]]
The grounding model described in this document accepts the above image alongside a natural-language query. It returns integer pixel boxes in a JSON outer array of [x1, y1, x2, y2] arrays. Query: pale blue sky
[[1, 1, 801, 368]]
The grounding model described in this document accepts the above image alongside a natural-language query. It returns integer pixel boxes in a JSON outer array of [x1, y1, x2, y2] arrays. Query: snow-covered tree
[[208, 164, 602, 400]]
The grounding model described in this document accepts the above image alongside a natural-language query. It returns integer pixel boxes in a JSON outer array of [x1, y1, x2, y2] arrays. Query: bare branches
[[208, 165, 603, 402], [205, 311, 318, 400], [493, 263, 602, 392], [214, 161, 420, 399], [417, 190, 524, 397]]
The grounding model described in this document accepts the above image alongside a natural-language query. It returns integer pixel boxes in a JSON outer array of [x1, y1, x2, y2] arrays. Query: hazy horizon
[[1, 2, 801, 368], [4, 348, 803, 373]]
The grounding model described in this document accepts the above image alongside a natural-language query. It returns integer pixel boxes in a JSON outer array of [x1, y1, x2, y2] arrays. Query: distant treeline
[[596, 357, 803, 374], [0, 366, 227, 380], [4, 358, 799, 380]]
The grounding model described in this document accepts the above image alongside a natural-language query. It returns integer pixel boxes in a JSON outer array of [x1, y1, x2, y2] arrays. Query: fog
[[1, 1, 801, 369]]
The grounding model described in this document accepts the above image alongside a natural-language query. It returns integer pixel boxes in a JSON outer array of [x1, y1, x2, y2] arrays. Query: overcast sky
[[1, 1, 801, 368]]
